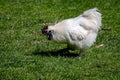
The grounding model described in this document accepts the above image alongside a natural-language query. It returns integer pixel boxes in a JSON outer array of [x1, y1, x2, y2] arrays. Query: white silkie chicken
[[42, 8, 102, 57]]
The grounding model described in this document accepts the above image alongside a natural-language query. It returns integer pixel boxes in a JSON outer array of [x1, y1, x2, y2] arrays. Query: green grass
[[0, 0, 120, 80]]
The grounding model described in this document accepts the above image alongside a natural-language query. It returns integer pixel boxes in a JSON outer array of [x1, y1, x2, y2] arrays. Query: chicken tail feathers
[[82, 8, 102, 27]]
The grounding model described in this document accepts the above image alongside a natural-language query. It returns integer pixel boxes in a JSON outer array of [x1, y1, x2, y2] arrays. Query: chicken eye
[[49, 30, 54, 34]]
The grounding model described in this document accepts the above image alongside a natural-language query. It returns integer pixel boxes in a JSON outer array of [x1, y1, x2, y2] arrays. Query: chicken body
[[42, 8, 102, 55]]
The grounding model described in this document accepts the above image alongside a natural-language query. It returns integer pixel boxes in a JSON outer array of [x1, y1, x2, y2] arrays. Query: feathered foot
[[75, 53, 85, 59]]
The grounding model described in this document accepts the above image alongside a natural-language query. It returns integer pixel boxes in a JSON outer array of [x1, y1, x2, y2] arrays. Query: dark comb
[[44, 25, 48, 29], [41, 25, 48, 35]]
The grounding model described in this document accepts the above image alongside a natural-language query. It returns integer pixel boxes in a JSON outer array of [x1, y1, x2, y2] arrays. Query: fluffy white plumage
[[42, 8, 102, 55]]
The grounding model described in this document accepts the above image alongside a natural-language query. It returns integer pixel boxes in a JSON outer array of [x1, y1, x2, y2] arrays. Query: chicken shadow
[[32, 48, 79, 58]]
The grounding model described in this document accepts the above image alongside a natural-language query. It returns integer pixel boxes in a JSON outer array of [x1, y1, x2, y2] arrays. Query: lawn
[[0, 0, 120, 80]]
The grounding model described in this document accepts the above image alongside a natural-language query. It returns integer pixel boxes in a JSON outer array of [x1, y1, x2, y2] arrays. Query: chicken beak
[[48, 35, 52, 40]]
